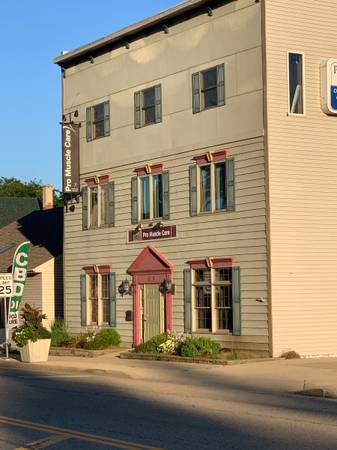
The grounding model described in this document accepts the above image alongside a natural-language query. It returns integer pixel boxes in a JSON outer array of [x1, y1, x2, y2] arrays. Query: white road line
[[14, 432, 71, 449]]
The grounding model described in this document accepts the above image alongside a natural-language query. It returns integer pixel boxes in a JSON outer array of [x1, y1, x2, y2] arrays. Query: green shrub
[[227, 350, 239, 360], [135, 333, 169, 353], [50, 319, 71, 347], [180, 337, 220, 358], [84, 328, 121, 350]]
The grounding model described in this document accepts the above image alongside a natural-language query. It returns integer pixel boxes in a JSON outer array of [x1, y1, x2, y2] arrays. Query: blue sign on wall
[[331, 86, 337, 110]]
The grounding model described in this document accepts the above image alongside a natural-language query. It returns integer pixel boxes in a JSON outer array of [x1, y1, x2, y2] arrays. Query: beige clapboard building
[[54, 0, 337, 357]]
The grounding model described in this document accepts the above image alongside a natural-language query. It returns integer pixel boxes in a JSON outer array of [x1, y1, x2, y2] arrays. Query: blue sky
[[0, 0, 179, 191]]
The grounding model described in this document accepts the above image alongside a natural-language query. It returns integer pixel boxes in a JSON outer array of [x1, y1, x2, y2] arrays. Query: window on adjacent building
[[134, 85, 162, 128], [82, 181, 115, 230], [80, 271, 116, 327], [288, 52, 304, 114], [183, 264, 241, 335], [192, 64, 225, 114], [86, 101, 110, 141], [131, 170, 169, 223], [189, 158, 235, 216]]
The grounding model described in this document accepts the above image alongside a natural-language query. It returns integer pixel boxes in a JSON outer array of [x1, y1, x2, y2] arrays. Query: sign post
[[0, 273, 13, 359]]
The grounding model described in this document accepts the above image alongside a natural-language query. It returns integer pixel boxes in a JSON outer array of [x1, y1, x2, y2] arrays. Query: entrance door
[[141, 284, 165, 341]]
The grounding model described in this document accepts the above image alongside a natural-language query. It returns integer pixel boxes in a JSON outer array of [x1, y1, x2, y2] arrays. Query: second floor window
[[192, 64, 225, 113], [288, 52, 304, 114], [86, 101, 110, 141], [134, 85, 162, 128], [82, 181, 115, 230], [189, 156, 235, 216], [131, 168, 169, 223]]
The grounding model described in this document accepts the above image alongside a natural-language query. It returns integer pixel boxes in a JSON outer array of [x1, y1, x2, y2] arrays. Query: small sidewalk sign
[[0, 273, 13, 298]]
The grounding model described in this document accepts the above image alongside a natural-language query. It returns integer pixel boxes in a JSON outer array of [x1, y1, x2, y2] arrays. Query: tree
[[0, 177, 63, 207]]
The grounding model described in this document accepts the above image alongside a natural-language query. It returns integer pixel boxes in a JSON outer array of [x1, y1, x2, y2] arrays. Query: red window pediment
[[128, 245, 173, 274]]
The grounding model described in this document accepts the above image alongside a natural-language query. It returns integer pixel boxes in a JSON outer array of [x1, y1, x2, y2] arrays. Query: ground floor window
[[85, 272, 113, 326], [192, 266, 233, 333]]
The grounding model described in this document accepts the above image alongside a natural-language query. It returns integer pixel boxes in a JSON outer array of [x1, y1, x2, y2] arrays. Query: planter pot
[[19, 339, 51, 363]]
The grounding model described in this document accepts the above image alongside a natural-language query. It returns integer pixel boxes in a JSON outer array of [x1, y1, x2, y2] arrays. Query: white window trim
[[88, 184, 108, 229], [287, 50, 306, 116], [137, 173, 163, 222], [86, 273, 110, 326], [191, 267, 233, 334]]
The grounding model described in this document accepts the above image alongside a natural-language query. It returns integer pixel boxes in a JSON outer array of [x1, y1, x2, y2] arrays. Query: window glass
[[202, 68, 218, 109], [141, 176, 150, 220], [215, 163, 226, 210], [142, 87, 156, 125], [153, 174, 163, 218], [195, 286, 212, 330], [90, 187, 98, 228], [93, 103, 105, 138], [288, 53, 303, 114], [101, 274, 110, 323], [100, 184, 108, 226], [200, 165, 211, 212], [194, 269, 211, 283], [89, 274, 98, 324], [215, 268, 232, 283]]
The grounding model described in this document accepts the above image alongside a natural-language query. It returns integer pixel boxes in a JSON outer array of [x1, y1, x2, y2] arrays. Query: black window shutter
[[80, 274, 87, 327], [107, 181, 115, 227], [131, 176, 138, 224], [134, 91, 141, 129], [86, 107, 92, 141], [82, 186, 88, 230], [232, 266, 241, 335], [104, 101, 110, 136], [162, 170, 170, 220], [189, 165, 197, 216], [217, 64, 225, 106], [192, 72, 201, 114], [109, 272, 116, 327], [184, 269, 192, 333], [226, 158, 235, 212], [155, 85, 162, 123]]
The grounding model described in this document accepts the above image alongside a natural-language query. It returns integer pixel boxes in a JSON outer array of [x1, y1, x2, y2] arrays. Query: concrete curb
[[119, 351, 281, 365], [296, 388, 337, 400], [49, 347, 126, 358]]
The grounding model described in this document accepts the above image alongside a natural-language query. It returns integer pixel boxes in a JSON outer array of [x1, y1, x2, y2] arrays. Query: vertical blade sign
[[62, 123, 80, 194], [7, 241, 31, 328]]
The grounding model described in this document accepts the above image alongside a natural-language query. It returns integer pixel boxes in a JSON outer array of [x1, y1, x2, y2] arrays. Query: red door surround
[[128, 245, 173, 347]]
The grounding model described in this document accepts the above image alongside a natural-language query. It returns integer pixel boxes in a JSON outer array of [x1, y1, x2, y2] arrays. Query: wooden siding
[[264, 0, 337, 356], [64, 137, 268, 349]]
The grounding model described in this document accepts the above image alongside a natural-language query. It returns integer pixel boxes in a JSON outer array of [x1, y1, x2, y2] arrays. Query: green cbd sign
[[7, 241, 31, 328]]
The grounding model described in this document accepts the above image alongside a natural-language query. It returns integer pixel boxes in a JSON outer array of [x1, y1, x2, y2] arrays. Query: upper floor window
[[134, 85, 162, 129], [82, 177, 115, 230], [189, 151, 235, 216], [192, 64, 225, 113], [131, 164, 169, 223], [86, 101, 110, 141], [288, 52, 304, 115]]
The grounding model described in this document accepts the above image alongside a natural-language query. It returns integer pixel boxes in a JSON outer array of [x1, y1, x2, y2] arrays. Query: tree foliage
[[0, 177, 62, 207]]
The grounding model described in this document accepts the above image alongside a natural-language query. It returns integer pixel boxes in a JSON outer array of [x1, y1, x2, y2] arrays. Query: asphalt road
[[0, 363, 337, 450]]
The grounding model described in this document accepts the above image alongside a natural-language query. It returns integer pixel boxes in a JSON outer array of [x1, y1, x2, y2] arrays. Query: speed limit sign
[[0, 273, 13, 298]]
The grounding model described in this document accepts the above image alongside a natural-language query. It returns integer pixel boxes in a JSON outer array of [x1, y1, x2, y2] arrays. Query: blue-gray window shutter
[[189, 165, 197, 216], [217, 64, 225, 106], [82, 186, 88, 230], [162, 170, 170, 220], [131, 176, 138, 224], [86, 107, 92, 141], [134, 91, 141, 129], [192, 72, 201, 113], [80, 274, 87, 327], [155, 85, 162, 123], [109, 272, 116, 327], [232, 266, 241, 336], [107, 181, 115, 226], [184, 269, 192, 333], [226, 158, 235, 212], [104, 101, 110, 136]]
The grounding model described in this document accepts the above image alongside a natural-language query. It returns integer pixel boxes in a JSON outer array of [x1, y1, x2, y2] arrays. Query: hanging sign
[[62, 122, 80, 194], [129, 225, 176, 242], [7, 241, 31, 328], [0, 273, 13, 298], [321, 59, 337, 115]]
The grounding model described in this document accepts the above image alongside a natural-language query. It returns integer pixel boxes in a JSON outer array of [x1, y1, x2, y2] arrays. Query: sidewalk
[[1, 351, 337, 399]]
